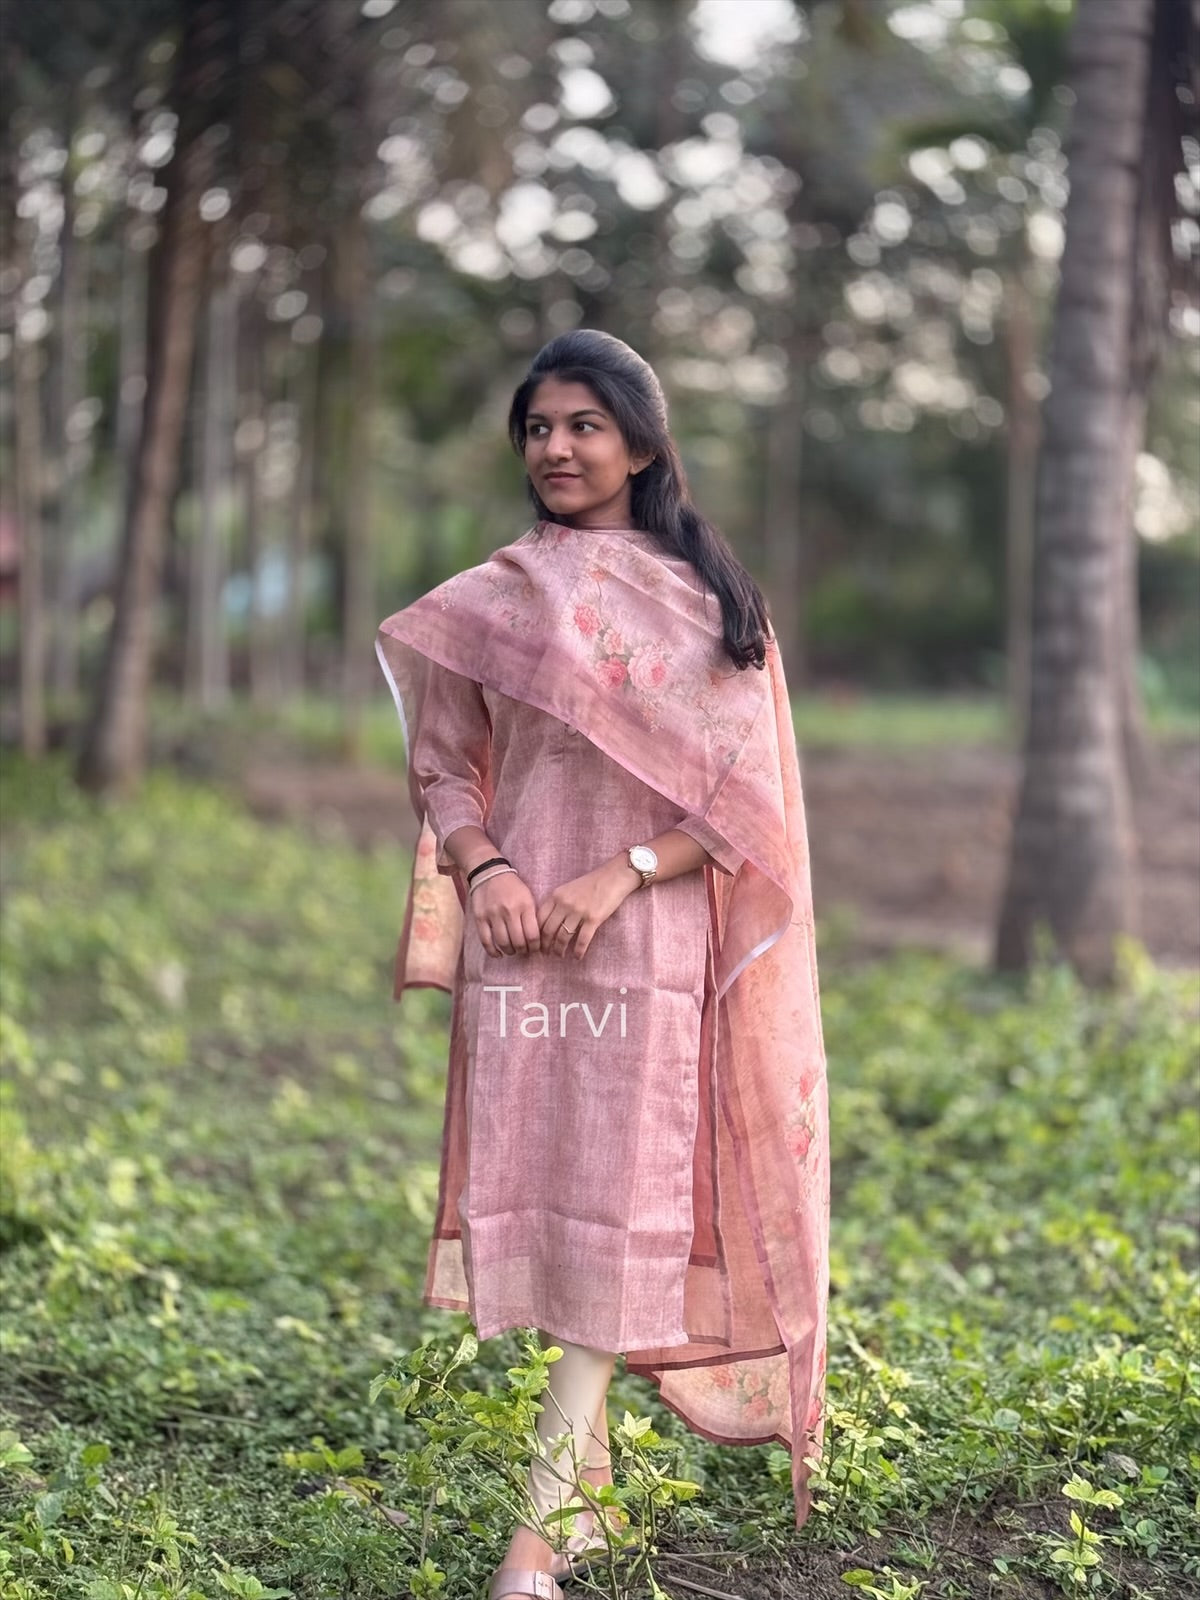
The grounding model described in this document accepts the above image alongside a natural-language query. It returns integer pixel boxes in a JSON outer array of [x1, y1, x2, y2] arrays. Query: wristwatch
[[626, 844, 658, 887]]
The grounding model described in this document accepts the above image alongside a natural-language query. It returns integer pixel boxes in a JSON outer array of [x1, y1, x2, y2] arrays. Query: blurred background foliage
[[3, 0, 1197, 752]]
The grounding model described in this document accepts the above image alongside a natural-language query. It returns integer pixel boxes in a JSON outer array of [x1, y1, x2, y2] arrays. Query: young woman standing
[[376, 330, 829, 1600]]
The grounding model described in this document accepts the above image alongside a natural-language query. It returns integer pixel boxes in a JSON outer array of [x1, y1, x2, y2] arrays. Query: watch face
[[630, 845, 657, 872]]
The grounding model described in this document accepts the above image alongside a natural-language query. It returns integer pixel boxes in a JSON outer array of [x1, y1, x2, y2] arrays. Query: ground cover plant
[[0, 754, 1196, 1599]]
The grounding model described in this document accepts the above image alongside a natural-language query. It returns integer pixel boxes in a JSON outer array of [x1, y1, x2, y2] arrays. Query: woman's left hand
[[536, 857, 640, 958]]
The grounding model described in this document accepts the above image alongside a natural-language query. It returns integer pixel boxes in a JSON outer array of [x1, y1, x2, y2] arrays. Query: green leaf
[[0, 1432, 34, 1470], [368, 1371, 396, 1404]]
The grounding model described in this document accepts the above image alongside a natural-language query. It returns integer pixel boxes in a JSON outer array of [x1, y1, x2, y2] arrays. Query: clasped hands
[[471, 858, 639, 960]]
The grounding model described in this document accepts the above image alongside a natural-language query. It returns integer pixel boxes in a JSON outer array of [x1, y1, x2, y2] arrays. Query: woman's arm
[[443, 823, 512, 879], [407, 662, 499, 874], [596, 826, 719, 892], [671, 815, 745, 877], [537, 826, 737, 959]]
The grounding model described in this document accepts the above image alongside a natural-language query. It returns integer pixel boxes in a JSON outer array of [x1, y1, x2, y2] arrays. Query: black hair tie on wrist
[[467, 856, 512, 884]]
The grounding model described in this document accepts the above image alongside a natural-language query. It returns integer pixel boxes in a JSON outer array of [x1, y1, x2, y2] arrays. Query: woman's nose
[[546, 429, 573, 459]]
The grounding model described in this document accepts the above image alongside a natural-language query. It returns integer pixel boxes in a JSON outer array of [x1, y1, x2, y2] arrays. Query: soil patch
[[243, 741, 1200, 970]]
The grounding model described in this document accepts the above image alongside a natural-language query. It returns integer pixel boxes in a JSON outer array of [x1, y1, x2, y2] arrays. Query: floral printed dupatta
[[375, 520, 829, 1527]]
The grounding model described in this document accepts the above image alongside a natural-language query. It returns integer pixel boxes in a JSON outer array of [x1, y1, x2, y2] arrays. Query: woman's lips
[[544, 472, 579, 483]]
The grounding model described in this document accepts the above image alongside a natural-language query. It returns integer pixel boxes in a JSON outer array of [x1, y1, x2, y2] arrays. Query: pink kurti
[[377, 520, 829, 1527], [406, 529, 744, 1351]]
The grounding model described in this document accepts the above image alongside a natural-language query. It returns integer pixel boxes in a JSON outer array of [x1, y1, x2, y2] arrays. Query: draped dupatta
[[375, 521, 829, 1527]]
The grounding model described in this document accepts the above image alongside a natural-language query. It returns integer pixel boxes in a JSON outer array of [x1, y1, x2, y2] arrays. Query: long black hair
[[507, 329, 771, 671]]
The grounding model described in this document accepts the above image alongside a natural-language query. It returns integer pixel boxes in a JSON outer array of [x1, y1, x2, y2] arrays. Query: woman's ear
[[629, 453, 656, 476]]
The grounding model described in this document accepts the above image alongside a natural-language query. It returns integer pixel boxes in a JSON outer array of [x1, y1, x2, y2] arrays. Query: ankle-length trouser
[[524, 1334, 617, 1526]]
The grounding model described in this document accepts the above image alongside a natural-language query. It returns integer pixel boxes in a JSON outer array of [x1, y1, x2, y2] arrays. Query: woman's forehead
[[526, 376, 610, 417]]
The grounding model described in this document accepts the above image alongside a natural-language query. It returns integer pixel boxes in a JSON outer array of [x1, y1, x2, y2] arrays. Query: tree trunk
[[51, 134, 87, 704], [14, 319, 47, 758], [1113, 390, 1149, 784], [337, 209, 375, 761], [241, 287, 273, 706], [762, 334, 808, 687], [194, 264, 235, 708], [283, 326, 319, 700], [1002, 258, 1040, 745], [76, 2, 227, 793], [994, 0, 1152, 982], [1115, 0, 1185, 785], [115, 141, 147, 522]]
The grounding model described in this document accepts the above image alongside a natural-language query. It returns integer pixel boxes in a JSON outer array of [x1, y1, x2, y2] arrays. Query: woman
[[375, 329, 829, 1600]]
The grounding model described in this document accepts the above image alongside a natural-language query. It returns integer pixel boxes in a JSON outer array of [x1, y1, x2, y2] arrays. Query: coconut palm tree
[[994, 0, 1197, 980]]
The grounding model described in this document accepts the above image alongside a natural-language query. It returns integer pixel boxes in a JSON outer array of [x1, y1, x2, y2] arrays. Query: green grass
[[0, 755, 1197, 1600], [132, 683, 1200, 776]]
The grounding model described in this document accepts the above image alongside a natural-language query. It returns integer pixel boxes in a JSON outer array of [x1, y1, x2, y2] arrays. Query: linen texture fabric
[[375, 521, 829, 1527]]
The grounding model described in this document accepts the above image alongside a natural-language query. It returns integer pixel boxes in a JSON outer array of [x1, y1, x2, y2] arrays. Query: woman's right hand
[[471, 871, 542, 957]]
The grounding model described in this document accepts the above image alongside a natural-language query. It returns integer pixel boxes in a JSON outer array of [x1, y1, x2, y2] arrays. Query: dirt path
[[243, 741, 1200, 970]]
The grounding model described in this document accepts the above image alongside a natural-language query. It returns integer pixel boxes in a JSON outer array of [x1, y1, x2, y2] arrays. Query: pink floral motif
[[628, 641, 669, 692], [788, 1122, 812, 1162], [412, 915, 440, 941], [574, 603, 602, 638], [742, 1391, 771, 1422], [709, 1364, 737, 1390], [595, 656, 628, 687], [601, 627, 624, 655], [416, 829, 438, 863]]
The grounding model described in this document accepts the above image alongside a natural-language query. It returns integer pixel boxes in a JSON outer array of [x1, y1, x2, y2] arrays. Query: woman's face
[[523, 377, 653, 529]]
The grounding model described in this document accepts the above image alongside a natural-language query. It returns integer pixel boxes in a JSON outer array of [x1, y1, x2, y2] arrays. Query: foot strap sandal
[[487, 1571, 565, 1600]]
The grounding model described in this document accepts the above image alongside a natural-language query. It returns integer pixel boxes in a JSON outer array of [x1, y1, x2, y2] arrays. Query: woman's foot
[[493, 1465, 617, 1592], [491, 1521, 565, 1597], [546, 1463, 622, 1579]]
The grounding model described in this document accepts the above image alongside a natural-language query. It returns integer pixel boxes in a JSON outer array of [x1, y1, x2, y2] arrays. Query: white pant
[[524, 1332, 617, 1526]]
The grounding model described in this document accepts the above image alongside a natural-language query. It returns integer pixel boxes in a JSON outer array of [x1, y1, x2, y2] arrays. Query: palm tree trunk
[[76, 1, 227, 793], [1116, 0, 1188, 784], [1002, 257, 1040, 745], [51, 138, 87, 704], [1113, 390, 1149, 782], [283, 322, 319, 701], [337, 209, 375, 760], [115, 137, 147, 521], [241, 288, 273, 707], [994, 0, 1153, 981], [14, 316, 47, 757], [195, 264, 236, 709]]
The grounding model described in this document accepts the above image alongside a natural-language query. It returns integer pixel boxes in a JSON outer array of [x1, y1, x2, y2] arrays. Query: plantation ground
[[242, 738, 1200, 971], [1, 739, 1197, 1600]]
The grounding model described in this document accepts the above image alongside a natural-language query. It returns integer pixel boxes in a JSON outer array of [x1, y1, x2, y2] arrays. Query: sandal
[[488, 1571, 565, 1600], [555, 1508, 643, 1580]]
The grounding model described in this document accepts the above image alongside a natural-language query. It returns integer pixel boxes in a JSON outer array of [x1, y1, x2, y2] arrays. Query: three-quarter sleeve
[[675, 813, 745, 877], [407, 658, 493, 872]]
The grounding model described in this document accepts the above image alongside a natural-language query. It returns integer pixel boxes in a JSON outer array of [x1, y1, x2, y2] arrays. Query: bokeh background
[[2, 3, 1199, 1598], [3, 0, 1199, 964]]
